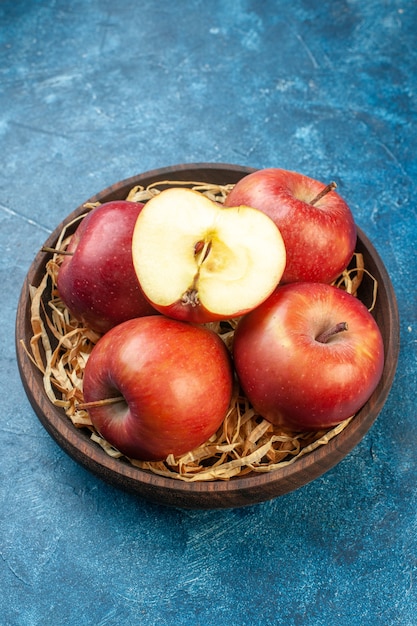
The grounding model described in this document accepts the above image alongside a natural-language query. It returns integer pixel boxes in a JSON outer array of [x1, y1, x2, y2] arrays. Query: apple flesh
[[233, 282, 384, 430], [224, 168, 357, 284], [57, 201, 156, 334], [131, 187, 286, 323], [82, 315, 234, 461]]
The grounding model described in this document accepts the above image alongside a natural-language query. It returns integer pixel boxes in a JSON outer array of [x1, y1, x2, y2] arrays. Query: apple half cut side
[[131, 187, 287, 323]]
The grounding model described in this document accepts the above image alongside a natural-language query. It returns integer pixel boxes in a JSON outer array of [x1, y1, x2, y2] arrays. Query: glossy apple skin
[[225, 168, 357, 284], [233, 282, 384, 430], [82, 316, 234, 461], [57, 201, 156, 334]]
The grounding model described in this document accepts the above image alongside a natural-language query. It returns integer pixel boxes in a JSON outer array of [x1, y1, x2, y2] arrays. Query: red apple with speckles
[[57, 201, 156, 334], [233, 282, 384, 430], [82, 316, 234, 461], [224, 168, 357, 284]]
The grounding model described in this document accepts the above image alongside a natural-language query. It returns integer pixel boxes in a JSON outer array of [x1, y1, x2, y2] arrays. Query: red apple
[[57, 201, 156, 334], [131, 187, 286, 323], [233, 282, 384, 430], [224, 168, 357, 284], [82, 315, 233, 461]]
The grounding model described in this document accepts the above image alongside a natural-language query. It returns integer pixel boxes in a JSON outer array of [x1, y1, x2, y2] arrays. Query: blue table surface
[[2, 1, 416, 624]]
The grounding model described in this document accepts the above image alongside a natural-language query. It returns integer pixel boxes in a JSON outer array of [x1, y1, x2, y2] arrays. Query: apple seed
[[194, 239, 212, 266]]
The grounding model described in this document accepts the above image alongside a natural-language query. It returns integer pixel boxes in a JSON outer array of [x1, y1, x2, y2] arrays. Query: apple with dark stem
[[57, 201, 157, 334], [233, 282, 384, 430], [131, 187, 287, 323], [224, 168, 357, 284], [81, 315, 234, 461]]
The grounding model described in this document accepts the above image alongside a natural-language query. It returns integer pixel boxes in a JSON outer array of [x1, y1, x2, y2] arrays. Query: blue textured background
[[2, 1, 416, 624]]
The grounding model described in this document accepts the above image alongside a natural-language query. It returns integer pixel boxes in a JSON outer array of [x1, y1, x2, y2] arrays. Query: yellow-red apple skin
[[82, 316, 234, 461], [225, 168, 357, 284], [233, 282, 384, 430], [151, 299, 258, 325]]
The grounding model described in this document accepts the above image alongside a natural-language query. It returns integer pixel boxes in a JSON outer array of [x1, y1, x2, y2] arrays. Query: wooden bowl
[[15, 163, 400, 509]]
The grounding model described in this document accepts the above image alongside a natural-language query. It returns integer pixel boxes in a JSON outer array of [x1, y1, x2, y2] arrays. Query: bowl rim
[[15, 163, 400, 508]]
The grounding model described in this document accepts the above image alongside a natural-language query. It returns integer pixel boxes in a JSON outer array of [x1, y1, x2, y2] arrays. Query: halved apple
[[131, 187, 286, 323]]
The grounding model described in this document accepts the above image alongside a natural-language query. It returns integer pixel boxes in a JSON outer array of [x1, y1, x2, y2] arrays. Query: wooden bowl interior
[[15, 164, 400, 509]]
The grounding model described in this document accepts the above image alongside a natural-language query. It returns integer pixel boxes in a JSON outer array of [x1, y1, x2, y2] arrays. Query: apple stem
[[77, 396, 125, 410], [316, 322, 348, 344], [310, 181, 337, 206], [42, 246, 74, 256]]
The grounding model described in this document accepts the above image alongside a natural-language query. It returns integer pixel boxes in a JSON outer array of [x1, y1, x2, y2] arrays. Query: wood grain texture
[[15, 164, 400, 509]]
